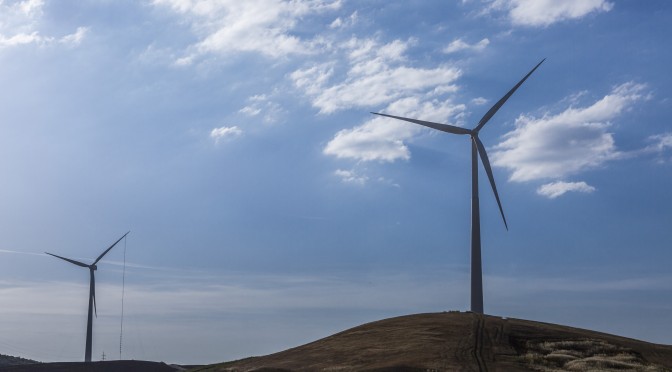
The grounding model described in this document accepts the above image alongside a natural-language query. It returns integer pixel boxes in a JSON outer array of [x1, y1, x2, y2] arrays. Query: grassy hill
[[194, 312, 672, 371], [3, 312, 671, 371]]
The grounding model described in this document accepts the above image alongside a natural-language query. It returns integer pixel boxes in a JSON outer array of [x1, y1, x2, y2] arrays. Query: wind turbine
[[372, 59, 544, 314], [45, 231, 130, 362]]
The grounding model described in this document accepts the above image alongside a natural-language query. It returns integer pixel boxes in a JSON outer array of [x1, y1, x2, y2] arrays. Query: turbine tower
[[372, 59, 544, 314], [46, 231, 130, 362]]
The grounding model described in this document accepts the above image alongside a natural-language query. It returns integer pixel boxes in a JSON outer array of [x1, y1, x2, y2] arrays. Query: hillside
[[3, 312, 671, 371], [0, 354, 37, 368], [195, 312, 672, 372]]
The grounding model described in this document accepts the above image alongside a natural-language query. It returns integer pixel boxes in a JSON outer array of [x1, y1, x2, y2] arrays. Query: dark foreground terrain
[[0, 360, 185, 371], [0, 354, 36, 368], [196, 312, 672, 372], [3, 312, 671, 371]]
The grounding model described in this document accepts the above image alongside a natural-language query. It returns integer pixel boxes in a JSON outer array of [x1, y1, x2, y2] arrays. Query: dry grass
[[198, 313, 672, 371]]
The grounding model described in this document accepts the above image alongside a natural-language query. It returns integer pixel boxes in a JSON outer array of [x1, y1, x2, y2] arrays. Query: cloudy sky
[[1, 0, 671, 365]]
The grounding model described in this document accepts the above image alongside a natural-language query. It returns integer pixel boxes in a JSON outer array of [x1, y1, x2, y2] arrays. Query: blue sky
[[1, 0, 671, 365]]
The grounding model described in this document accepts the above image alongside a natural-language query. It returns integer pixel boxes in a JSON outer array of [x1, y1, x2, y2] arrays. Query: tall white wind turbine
[[372, 59, 544, 313]]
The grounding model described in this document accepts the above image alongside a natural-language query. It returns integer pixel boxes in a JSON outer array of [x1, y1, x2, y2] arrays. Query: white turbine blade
[[474, 58, 545, 132], [473, 136, 508, 230], [372, 112, 472, 135], [45, 252, 90, 268], [93, 231, 130, 265]]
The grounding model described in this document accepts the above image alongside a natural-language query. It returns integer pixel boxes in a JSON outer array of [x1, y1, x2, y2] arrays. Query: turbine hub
[[91, 264, 97, 271]]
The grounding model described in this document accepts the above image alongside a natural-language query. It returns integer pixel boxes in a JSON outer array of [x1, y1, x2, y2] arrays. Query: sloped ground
[[0, 354, 37, 367], [194, 312, 672, 372]]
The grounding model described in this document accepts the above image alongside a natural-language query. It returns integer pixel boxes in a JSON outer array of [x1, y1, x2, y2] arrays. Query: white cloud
[[324, 97, 466, 162], [644, 133, 672, 163], [313, 65, 460, 114], [0, 0, 46, 48], [324, 120, 411, 162], [17, 0, 43, 13], [0, 31, 43, 47], [471, 97, 488, 105], [315, 37, 468, 164], [492, 82, 648, 182], [0, 0, 43, 31], [329, 11, 357, 29], [239, 106, 261, 116], [442, 38, 490, 54], [59, 26, 88, 46], [0, 1, 86, 48], [334, 169, 368, 185], [290, 62, 335, 96], [292, 38, 462, 114], [329, 17, 343, 29], [238, 94, 283, 124], [210, 126, 242, 143], [489, 0, 613, 27], [536, 181, 596, 199], [151, 0, 342, 61]]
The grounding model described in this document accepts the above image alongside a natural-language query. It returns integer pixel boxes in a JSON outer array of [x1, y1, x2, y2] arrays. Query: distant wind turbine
[[46, 231, 130, 362], [372, 59, 544, 314]]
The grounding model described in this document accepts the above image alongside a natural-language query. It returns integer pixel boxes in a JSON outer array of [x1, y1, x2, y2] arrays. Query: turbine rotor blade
[[473, 136, 508, 230], [474, 58, 545, 132], [45, 252, 89, 268], [93, 231, 130, 265], [372, 112, 472, 135]]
